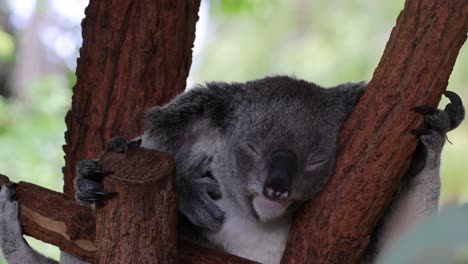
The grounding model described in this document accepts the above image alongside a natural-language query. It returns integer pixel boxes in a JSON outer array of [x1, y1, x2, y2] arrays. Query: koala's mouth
[[253, 195, 290, 209], [251, 195, 292, 222]]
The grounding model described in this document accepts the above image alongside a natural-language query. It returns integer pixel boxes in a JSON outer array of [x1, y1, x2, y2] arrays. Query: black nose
[[263, 150, 297, 201]]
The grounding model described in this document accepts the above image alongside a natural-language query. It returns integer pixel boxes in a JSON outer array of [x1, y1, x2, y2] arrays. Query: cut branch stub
[[0, 174, 96, 263], [95, 147, 178, 264]]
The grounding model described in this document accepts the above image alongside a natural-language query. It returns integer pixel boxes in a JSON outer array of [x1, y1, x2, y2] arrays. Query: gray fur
[[0, 76, 464, 264], [0, 186, 60, 264]]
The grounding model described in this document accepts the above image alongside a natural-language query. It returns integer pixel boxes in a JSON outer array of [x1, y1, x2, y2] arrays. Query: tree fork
[[281, 0, 468, 263]]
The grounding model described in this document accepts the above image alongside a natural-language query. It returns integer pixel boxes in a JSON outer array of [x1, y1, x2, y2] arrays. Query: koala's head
[[220, 76, 351, 223]]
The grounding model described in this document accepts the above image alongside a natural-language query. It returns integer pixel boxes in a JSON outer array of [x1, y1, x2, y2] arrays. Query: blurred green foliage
[[0, 75, 71, 261], [0, 0, 467, 262], [0, 75, 70, 193], [0, 30, 14, 62]]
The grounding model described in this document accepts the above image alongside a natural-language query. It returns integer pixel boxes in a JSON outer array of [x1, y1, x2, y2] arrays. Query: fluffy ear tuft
[[142, 82, 244, 155]]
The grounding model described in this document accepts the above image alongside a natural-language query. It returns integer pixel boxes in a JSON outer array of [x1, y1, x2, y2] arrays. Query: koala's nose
[[263, 150, 297, 201]]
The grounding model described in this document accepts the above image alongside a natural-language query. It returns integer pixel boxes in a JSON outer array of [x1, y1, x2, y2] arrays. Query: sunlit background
[[0, 0, 467, 261]]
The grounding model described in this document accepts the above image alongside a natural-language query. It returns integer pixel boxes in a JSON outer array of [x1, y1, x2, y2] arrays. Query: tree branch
[[281, 0, 468, 263]]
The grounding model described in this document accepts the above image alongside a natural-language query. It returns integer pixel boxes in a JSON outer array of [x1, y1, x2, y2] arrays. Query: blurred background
[[0, 0, 466, 261]]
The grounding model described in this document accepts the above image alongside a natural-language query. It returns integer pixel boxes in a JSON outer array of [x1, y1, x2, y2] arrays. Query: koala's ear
[[143, 82, 244, 152]]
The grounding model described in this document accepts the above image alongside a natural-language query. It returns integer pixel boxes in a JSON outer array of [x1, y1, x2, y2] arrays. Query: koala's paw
[[0, 185, 21, 235], [411, 129, 445, 153], [75, 137, 142, 205], [106, 136, 142, 154], [74, 160, 115, 205], [411, 91, 465, 152], [178, 177, 225, 231]]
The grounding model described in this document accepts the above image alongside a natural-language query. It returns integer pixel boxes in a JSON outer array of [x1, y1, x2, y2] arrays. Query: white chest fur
[[204, 198, 292, 264]]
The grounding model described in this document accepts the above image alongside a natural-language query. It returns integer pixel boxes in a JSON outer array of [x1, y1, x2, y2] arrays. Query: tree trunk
[[62, 0, 201, 198], [281, 0, 468, 263]]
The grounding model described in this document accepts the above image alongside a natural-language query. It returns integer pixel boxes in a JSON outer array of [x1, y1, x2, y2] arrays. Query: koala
[[0, 76, 464, 264]]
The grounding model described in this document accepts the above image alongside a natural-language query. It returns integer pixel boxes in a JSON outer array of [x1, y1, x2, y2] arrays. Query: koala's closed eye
[[305, 157, 328, 171], [247, 143, 260, 157], [239, 143, 261, 159]]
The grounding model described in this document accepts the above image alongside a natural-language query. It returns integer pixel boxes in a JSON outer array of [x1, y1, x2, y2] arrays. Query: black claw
[[106, 136, 129, 153], [411, 128, 432, 136], [92, 191, 118, 198], [79, 191, 118, 203], [412, 105, 438, 115], [128, 138, 142, 148], [78, 197, 99, 203], [443, 91, 463, 106], [446, 135, 453, 145], [443, 91, 465, 130], [94, 170, 114, 177]]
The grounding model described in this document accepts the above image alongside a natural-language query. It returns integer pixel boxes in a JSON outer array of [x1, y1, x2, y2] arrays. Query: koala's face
[[223, 80, 344, 223]]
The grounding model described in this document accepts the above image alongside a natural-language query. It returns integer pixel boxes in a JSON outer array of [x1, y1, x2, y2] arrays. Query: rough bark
[[179, 241, 258, 264], [0, 174, 96, 263], [95, 147, 178, 264], [281, 0, 468, 263], [63, 0, 201, 198]]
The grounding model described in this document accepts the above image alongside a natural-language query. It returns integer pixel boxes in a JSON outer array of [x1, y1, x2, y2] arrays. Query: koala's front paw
[[0, 185, 21, 237], [178, 176, 225, 231], [105, 136, 142, 154], [74, 160, 115, 204], [75, 136, 142, 205], [411, 91, 465, 152]]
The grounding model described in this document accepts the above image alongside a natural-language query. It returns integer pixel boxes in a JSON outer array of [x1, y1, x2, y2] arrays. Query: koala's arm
[[0, 185, 89, 264], [141, 82, 243, 231], [361, 92, 465, 262]]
